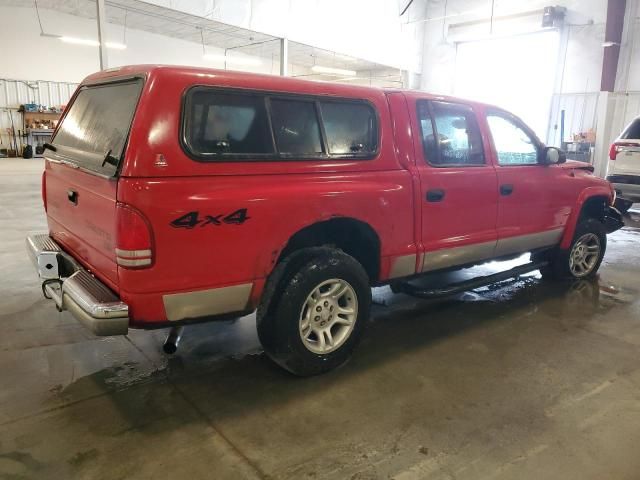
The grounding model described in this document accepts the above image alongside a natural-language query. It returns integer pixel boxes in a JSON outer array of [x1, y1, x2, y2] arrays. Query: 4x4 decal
[[170, 209, 250, 229]]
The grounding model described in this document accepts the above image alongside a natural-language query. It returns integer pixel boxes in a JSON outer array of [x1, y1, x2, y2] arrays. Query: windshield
[[50, 78, 143, 176]]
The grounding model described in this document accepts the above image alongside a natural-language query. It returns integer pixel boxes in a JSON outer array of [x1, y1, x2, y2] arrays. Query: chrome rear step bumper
[[26, 234, 129, 336]]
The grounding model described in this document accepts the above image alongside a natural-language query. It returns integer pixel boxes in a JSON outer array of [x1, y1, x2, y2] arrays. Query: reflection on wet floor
[[2, 193, 640, 479], [623, 208, 640, 228], [56, 228, 640, 398]]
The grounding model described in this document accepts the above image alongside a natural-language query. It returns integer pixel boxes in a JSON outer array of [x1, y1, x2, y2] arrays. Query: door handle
[[67, 189, 78, 205], [426, 189, 445, 202], [500, 184, 514, 196]]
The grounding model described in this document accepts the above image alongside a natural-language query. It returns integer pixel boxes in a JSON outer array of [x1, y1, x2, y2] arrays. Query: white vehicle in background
[[608, 116, 640, 213]]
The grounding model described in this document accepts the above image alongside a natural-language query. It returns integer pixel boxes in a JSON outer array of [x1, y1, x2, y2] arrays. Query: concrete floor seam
[[124, 333, 269, 480]]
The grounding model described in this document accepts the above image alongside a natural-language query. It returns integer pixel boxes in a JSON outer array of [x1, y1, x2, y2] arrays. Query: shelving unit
[[562, 141, 595, 164], [22, 111, 61, 158]]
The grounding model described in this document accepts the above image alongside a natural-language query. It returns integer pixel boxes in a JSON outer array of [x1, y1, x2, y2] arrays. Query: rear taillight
[[115, 203, 153, 268], [41, 171, 47, 212], [610, 141, 640, 160]]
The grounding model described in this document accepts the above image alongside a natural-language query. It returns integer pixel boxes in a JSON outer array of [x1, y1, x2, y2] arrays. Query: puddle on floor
[[51, 245, 639, 411]]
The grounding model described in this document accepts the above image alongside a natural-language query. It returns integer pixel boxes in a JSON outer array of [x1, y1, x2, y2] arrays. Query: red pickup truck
[[27, 65, 623, 375]]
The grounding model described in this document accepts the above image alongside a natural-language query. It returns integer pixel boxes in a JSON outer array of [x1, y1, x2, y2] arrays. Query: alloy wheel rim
[[569, 233, 600, 277], [299, 278, 358, 354]]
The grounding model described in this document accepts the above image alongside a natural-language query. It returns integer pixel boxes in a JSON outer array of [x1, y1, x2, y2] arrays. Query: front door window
[[487, 114, 539, 166]]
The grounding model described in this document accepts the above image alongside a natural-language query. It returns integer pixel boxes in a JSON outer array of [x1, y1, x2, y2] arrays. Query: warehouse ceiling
[[416, 0, 603, 28], [1, 0, 401, 84]]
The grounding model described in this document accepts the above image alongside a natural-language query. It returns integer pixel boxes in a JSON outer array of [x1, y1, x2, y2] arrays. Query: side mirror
[[543, 146, 566, 165]]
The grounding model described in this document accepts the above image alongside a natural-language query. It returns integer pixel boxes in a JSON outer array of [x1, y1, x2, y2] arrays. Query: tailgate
[[612, 119, 640, 175], [612, 143, 640, 175], [43, 78, 144, 290], [46, 162, 119, 287]]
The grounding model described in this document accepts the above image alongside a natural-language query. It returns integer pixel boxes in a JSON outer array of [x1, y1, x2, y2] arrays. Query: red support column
[[600, 0, 626, 92]]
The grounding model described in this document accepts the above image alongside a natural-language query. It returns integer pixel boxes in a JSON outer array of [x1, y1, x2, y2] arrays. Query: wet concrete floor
[[1, 159, 640, 479]]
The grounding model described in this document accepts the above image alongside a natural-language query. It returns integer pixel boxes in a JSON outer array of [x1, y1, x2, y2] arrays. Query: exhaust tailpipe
[[163, 326, 184, 354]]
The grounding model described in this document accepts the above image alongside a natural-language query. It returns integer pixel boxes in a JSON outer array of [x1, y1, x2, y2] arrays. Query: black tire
[[614, 198, 633, 214], [257, 247, 371, 376], [539, 218, 607, 281]]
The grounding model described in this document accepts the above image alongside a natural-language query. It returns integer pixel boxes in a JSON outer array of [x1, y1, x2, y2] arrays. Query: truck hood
[[561, 160, 595, 173]]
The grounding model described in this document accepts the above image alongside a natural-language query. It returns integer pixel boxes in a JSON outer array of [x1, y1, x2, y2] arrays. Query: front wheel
[[257, 248, 371, 376], [539, 218, 607, 280]]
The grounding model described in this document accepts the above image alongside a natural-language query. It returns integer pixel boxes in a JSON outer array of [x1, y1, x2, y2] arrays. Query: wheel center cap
[[317, 300, 335, 322]]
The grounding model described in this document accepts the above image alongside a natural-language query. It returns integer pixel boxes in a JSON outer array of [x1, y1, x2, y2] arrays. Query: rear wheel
[[538, 218, 606, 280], [615, 198, 633, 213], [257, 248, 371, 376]]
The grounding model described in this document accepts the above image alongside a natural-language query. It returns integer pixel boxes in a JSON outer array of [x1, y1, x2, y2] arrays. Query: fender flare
[[255, 214, 381, 279], [559, 186, 613, 249]]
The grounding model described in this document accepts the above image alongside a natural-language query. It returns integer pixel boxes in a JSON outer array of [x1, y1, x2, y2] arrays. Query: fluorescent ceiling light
[[61, 36, 99, 46], [105, 42, 127, 50], [60, 36, 126, 49], [311, 65, 357, 76], [203, 53, 262, 66], [330, 76, 365, 82]]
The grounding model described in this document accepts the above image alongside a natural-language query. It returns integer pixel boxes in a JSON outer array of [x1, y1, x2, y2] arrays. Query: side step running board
[[396, 260, 548, 299]]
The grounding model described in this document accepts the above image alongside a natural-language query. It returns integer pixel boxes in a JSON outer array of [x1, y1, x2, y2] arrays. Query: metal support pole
[[279, 37, 288, 76], [594, 91, 615, 177], [96, 0, 109, 70]]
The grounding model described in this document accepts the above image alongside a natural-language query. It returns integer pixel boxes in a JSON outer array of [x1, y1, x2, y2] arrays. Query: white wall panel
[[0, 78, 78, 148], [547, 92, 599, 146], [546, 92, 640, 146]]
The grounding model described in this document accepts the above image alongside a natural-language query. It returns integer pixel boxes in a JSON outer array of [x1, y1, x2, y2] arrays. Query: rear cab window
[[319, 101, 377, 155], [270, 98, 323, 156], [184, 90, 274, 158], [48, 78, 144, 176], [182, 87, 378, 161]]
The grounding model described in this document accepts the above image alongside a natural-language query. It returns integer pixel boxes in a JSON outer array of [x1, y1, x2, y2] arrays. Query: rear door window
[[269, 98, 323, 156], [319, 101, 377, 156], [621, 119, 640, 140], [418, 101, 485, 166], [183, 89, 275, 158], [50, 78, 143, 176]]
